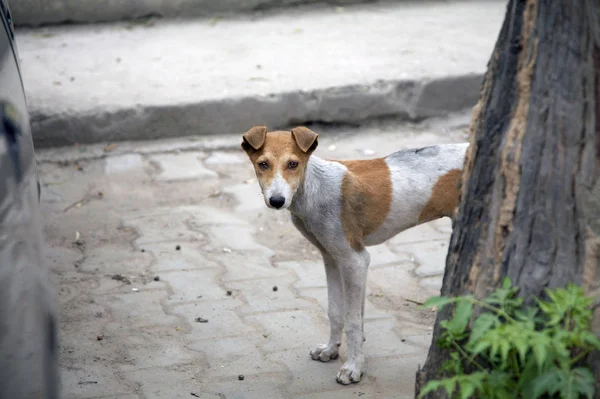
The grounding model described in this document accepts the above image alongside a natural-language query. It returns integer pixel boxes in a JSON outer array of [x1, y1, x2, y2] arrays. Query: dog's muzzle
[[269, 196, 286, 209]]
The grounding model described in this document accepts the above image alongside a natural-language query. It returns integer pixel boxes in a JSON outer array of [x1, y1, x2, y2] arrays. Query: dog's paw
[[335, 358, 365, 385], [310, 343, 339, 362]]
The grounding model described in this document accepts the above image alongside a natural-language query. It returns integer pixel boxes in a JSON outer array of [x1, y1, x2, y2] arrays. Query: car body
[[0, 1, 59, 397]]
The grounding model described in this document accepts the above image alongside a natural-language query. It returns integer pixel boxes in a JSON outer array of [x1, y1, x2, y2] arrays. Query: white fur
[[263, 170, 293, 209], [257, 143, 468, 385]]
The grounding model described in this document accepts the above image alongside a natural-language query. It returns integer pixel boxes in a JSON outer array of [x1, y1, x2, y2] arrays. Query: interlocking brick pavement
[[39, 117, 469, 398]]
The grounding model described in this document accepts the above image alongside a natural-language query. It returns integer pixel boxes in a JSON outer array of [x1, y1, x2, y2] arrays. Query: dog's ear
[[291, 127, 319, 153], [241, 126, 268, 153]]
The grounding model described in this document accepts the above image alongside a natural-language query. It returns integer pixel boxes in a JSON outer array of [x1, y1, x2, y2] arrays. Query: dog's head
[[241, 126, 319, 210]]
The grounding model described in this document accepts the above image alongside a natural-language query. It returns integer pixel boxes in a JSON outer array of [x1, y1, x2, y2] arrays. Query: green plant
[[419, 278, 600, 399]]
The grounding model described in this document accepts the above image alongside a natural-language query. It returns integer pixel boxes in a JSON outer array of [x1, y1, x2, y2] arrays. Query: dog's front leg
[[310, 253, 344, 362], [335, 249, 370, 385], [291, 215, 344, 362]]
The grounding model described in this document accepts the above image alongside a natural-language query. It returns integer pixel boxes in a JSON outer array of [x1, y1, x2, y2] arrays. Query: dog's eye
[[288, 161, 299, 169], [258, 161, 269, 170]]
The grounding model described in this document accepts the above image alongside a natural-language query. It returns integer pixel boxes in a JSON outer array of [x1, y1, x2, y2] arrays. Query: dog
[[241, 126, 468, 385]]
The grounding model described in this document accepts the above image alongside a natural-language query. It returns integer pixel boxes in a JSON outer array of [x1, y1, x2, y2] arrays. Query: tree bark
[[415, 0, 600, 397]]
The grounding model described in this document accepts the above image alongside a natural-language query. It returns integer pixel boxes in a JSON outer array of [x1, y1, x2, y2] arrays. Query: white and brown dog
[[242, 126, 467, 385]]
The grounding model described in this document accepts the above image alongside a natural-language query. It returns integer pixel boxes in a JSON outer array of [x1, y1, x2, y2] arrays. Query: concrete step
[[16, 1, 505, 147], [9, 0, 489, 27]]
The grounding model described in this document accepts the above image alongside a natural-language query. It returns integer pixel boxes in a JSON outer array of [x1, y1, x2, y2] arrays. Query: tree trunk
[[415, 0, 600, 397]]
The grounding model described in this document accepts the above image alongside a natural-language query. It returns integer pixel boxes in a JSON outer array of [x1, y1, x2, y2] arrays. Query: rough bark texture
[[415, 0, 600, 397]]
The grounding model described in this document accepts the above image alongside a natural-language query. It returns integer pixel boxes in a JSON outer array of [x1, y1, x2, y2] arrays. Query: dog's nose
[[269, 196, 286, 209]]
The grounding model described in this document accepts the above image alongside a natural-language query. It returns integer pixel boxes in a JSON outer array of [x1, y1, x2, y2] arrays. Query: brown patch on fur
[[337, 159, 392, 250], [418, 169, 462, 224]]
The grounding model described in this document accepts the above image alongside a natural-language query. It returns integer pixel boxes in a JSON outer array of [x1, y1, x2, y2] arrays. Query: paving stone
[[246, 310, 328, 353], [368, 263, 424, 306], [429, 217, 454, 234], [419, 275, 443, 291], [203, 351, 286, 379], [147, 242, 221, 273], [104, 154, 145, 175], [182, 205, 249, 227], [227, 277, 314, 314], [160, 268, 226, 304], [208, 225, 275, 256], [151, 152, 217, 181], [186, 334, 266, 368], [215, 250, 289, 282], [363, 319, 424, 358], [276, 260, 325, 289], [410, 240, 451, 277], [117, 333, 201, 370], [123, 209, 208, 245], [78, 244, 153, 275], [222, 182, 265, 213], [368, 243, 413, 267], [60, 364, 131, 399], [121, 367, 215, 399], [201, 373, 289, 399], [292, 388, 379, 399], [204, 151, 245, 165], [266, 348, 345, 395], [106, 290, 180, 331], [387, 221, 450, 246], [170, 300, 256, 340], [368, 354, 428, 398], [399, 333, 434, 351]]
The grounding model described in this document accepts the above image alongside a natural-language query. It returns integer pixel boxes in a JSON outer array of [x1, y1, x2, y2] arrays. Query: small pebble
[[238, 375, 245, 381], [176, 245, 181, 251], [132, 288, 139, 292], [195, 317, 209, 323], [153, 276, 160, 282], [272, 286, 278, 292], [226, 290, 232, 296], [401, 339, 406, 342], [222, 247, 232, 253], [141, 249, 145, 253], [96, 334, 104, 341]]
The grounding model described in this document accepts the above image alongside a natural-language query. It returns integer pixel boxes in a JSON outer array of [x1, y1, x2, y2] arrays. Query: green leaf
[[530, 368, 561, 398], [458, 380, 476, 399], [457, 372, 485, 399], [486, 370, 513, 399], [569, 367, 596, 399], [421, 296, 455, 310], [418, 380, 442, 399], [445, 301, 473, 337], [531, 333, 551, 370], [499, 339, 511, 365], [469, 340, 491, 357], [582, 331, 600, 349], [514, 336, 529, 365], [440, 379, 457, 397], [467, 313, 498, 346], [501, 277, 512, 290]]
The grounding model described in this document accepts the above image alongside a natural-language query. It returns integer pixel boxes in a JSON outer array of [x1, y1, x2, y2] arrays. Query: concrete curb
[[31, 74, 482, 148], [9, 0, 471, 27]]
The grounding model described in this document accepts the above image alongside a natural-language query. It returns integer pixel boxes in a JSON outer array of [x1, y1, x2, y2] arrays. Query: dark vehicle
[[0, 1, 59, 398]]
